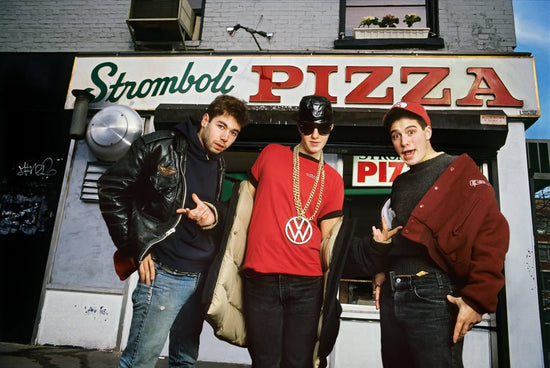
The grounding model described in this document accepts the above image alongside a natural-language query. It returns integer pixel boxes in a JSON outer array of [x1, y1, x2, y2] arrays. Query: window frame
[[334, 0, 444, 50]]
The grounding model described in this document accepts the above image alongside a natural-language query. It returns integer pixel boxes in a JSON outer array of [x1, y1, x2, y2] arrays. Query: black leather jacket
[[98, 129, 225, 269]]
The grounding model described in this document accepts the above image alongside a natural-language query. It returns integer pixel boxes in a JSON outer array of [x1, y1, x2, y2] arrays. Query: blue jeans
[[379, 272, 464, 368], [119, 261, 204, 368], [243, 270, 323, 368]]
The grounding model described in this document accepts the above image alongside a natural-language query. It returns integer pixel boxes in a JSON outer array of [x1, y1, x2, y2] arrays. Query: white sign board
[[352, 156, 409, 187], [65, 54, 539, 118]]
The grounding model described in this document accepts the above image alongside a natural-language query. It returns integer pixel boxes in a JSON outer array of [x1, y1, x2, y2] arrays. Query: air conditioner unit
[[127, 0, 197, 49]]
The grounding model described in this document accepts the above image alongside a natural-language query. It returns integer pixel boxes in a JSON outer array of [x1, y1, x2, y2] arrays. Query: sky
[[513, 0, 550, 140]]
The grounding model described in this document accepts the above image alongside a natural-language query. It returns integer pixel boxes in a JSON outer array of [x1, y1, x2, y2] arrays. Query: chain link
[[292, 144, 325, 221]]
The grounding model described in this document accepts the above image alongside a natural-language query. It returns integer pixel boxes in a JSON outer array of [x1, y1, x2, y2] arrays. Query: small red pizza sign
[[352, 156, 409, 187]]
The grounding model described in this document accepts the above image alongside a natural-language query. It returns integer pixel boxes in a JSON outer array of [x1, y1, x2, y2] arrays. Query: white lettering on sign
[[352, 156, 409, 187]]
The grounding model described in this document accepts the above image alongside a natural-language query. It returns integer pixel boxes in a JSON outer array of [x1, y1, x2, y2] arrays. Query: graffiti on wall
[[0, 157, 62, 235], [16, 157, 58, 179]]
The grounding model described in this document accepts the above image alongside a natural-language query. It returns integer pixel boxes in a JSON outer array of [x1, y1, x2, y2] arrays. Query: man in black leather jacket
[[98, 95, 248, 368]]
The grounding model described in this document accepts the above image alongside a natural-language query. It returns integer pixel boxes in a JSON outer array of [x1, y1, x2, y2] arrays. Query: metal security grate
[[80, 162, 111, 202]]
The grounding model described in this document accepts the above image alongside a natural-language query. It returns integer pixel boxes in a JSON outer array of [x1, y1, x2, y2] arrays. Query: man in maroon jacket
[[370, 101, 509, 368]]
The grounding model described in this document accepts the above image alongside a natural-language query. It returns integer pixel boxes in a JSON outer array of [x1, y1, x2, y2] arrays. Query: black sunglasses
[[299, 122, 333, 136]]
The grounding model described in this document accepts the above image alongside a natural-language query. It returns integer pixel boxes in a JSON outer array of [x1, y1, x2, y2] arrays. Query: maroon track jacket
[[401, 154, 510, 314]]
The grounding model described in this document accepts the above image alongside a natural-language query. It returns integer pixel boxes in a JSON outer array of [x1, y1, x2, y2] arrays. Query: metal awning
[[154, 104, 509, 161]]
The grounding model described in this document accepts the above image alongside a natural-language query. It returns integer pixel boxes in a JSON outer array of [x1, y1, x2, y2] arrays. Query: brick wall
[[440, 0, 516, 51], [0, 0, 133, 52], [198, 0, 340, 51], [0, 0, 516, 53]]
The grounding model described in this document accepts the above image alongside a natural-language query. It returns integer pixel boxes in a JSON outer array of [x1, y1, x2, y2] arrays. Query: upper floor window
[[344, 0, 428, 36], [335, 0, 444, 49]]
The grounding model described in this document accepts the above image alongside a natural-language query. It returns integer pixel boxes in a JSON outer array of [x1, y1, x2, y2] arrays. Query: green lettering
[[176, 62, 195, 93], [195, 74, 212, 92], [150, 76, 179, 96], [218, 65, 237, 93], [136, 79, 153, 98], [90, 62, 118, 102], [106, 73, 130, 102], [211, 59, 236, 93]]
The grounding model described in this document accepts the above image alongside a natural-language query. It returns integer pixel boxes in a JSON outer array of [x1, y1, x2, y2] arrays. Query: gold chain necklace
[[292, 144, 325, 221]]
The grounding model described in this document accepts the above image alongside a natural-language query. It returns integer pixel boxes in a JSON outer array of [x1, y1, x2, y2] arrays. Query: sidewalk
[[0, 342, 250, 368]]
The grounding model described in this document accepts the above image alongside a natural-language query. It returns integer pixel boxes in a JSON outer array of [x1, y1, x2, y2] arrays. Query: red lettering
[[249, 65, 303, 102], [307, 66, 338, 102], [456, 68, 523, 107], [357, 161, 377, 183], [345, 66, 393, 104], [379, 161, 387, 182], [400, 67, 451, 105], [389, 162, 406, 182]]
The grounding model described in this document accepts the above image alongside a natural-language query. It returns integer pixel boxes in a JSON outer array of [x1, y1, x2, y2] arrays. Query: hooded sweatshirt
[[152, 119, 221, 272]]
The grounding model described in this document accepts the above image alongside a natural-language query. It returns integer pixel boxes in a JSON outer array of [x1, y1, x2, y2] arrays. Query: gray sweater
[[387, 153, 457, 275]]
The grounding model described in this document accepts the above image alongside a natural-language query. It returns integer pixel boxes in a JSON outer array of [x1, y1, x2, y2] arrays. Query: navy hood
[[174, 118, 221, 161]]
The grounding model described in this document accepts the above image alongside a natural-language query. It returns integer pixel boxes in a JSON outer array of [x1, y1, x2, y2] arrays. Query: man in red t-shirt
[[242, 95, 344, 368]]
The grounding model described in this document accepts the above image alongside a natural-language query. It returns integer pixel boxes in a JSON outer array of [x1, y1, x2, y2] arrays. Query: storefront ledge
[[341, 304, 380, 320], [341, 305, 494, 327], [334, 36, 444, 50]]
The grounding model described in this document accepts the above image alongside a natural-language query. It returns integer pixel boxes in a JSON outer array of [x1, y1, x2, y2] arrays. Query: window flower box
[[353, 27, 430, 39]]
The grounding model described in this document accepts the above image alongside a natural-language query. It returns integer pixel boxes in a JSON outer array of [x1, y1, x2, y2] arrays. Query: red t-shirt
[[243, 144, 344, 276]]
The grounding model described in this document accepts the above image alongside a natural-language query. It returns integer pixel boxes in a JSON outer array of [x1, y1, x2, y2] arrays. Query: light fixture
[[86, 105, 143, 162], [226, 23, 273, 50]]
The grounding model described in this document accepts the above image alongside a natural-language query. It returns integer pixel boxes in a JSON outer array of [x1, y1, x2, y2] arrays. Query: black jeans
[[242, 270, 323, 368], [380, 272, 464, 368]]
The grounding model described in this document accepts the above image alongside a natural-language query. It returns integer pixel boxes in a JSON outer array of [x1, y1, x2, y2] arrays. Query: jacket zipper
[[138, 144, 188, 263]]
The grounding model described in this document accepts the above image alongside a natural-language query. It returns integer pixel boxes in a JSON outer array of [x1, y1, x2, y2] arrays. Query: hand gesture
[[372, 216, 402, 243], [177, 193, 215, 227], [138, 253, 155, 285], [446, 295, 482, 343]]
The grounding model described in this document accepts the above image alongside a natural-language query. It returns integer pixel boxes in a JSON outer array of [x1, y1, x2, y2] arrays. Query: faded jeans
[[379, 271, 464, 368], [118, 261, 204, 368], [243, 270, 323, 368]]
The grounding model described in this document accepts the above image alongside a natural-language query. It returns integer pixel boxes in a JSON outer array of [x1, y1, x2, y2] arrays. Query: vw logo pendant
[[285, 216, 313, 245]]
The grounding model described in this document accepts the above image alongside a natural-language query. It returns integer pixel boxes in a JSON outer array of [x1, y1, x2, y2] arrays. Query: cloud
[[514, 1, 550, 48], [515, 22, 550, 48]]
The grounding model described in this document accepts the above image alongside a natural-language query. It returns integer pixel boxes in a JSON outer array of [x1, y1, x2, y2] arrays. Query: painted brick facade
[[0, 0, 516, 53], [0, 0, 133, 52], [199, 0, 340, 51], [439, 0, 516, 51]]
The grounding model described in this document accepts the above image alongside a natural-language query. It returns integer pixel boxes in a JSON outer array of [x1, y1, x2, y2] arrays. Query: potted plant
[[403, 13, 421, 27], [358, 16, 379, 28], [353, 12, 429, 39], [379, 14, 399, 28]]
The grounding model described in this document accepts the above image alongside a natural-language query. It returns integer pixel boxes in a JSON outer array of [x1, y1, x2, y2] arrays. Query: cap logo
[[394, 102, 408, 108]]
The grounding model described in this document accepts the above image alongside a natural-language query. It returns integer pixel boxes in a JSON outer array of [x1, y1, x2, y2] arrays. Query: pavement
[[0, 342, 250, 368]]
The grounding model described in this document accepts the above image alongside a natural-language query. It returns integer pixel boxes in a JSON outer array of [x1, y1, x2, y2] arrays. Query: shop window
[[339, 154, 393, 307], [334, 0, 444, 50]]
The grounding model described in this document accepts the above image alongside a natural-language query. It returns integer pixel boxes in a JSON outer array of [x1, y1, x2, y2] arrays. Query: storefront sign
[[352, 156, 409, 187], [65, 55, 539, 118]]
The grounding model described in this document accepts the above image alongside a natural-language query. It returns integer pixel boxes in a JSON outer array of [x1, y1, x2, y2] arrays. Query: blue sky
[[513, 0, 550, 139]]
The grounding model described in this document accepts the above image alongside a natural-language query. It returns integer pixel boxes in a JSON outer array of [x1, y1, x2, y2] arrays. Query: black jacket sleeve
[[97, 138, 148, 258], [342, 236, 389, 278]]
